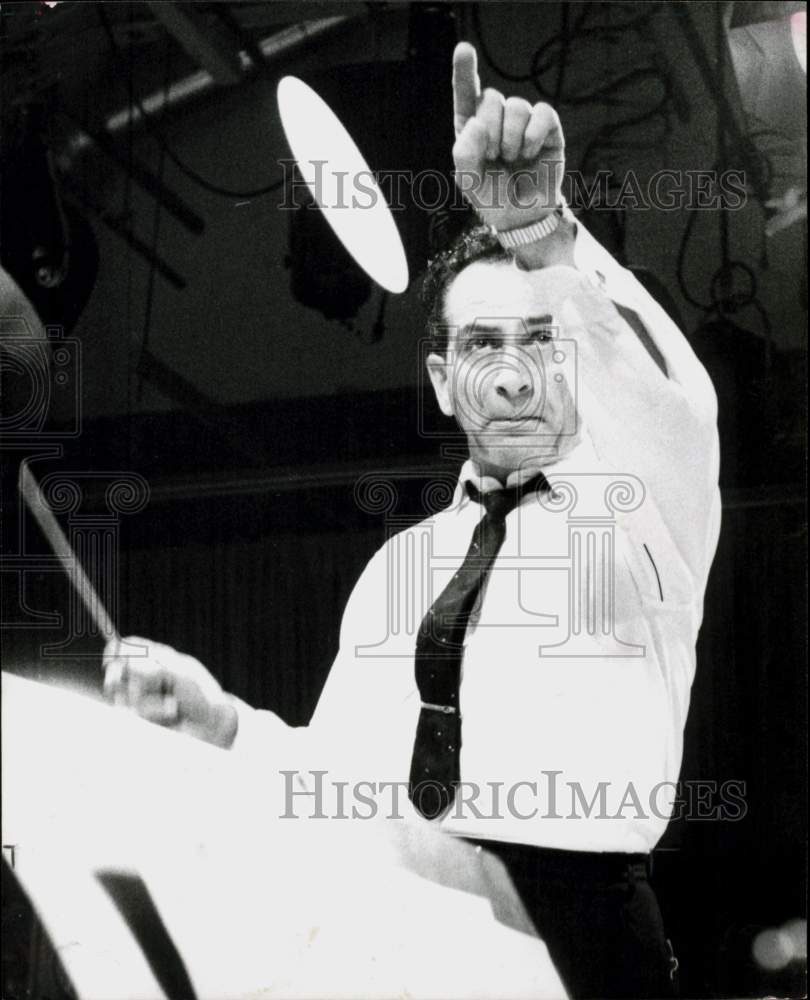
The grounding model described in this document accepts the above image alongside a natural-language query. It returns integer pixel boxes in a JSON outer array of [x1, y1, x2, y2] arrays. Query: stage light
[[1, 109, 98, 332], [783, 918, 808, 960], [726, 4, 807, 132], [752, 918, 808, 970], [724, 3, 807, 238], [276, 76, 409, 296], [753, 928, 794, 970]]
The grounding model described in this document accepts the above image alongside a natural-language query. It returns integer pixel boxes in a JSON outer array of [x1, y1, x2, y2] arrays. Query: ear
[[426, 352, 454, 417]]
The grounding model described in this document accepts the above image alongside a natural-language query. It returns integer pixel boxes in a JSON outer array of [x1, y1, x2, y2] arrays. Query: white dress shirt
[[232, 222, 721, 854]]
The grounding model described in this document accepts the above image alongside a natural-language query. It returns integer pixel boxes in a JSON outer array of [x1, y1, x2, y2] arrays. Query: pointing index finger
[[453, 42, 481, 136]]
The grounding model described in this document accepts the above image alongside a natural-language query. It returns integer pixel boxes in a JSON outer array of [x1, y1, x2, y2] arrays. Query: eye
[[530, 327, 555, 344], [466, 335, 498, 351]]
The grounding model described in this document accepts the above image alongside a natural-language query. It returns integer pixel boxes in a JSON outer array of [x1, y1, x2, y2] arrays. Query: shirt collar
[[455, 437, 600, 511], [459, 458, 544, 495]]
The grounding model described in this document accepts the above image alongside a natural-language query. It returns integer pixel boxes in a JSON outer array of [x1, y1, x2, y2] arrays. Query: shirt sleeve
[[308, 541, 412, 737], [522, 220, 721, 596], [228, 541, 399, 773]]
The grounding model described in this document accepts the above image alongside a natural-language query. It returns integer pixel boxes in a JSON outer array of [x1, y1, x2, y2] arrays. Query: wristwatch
[[491, 206, 566, 249]]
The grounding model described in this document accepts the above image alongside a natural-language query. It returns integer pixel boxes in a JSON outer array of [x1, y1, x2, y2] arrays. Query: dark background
[[1, 2, 806, 998]]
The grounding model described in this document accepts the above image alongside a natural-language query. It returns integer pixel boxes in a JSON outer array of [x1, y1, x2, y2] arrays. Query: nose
[[492, 353, 533, 403]]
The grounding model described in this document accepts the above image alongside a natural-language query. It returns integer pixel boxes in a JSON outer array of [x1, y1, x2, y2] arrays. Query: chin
[[475, 438, 560, 476]]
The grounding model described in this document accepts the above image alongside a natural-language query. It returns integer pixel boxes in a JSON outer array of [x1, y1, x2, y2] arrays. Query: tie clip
[[421, 701, 457, 714]]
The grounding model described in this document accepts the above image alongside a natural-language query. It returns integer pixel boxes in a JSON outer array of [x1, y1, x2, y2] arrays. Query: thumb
[[102, 634, 121, 662]]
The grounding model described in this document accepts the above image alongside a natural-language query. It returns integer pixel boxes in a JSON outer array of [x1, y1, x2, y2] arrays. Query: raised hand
[[103, 635, 238, 748], [451, 42, 565, 232]]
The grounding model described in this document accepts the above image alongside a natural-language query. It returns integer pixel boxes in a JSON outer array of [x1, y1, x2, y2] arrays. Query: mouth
[[486, 416, 544, 428]]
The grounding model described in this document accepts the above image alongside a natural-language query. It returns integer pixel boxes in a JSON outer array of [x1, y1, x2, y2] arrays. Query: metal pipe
[[58, 107, 205, 235], [65, 16, 351, 153]]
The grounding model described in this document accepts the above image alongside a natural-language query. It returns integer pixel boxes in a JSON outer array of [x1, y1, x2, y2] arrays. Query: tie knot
[[465, 471, 550, 522]]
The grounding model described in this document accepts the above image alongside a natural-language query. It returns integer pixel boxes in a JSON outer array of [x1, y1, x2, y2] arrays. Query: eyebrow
[[460, 315, 554, 337]]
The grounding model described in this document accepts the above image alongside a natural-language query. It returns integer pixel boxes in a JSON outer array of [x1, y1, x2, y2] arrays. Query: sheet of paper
[[2, 673, 567, 999]]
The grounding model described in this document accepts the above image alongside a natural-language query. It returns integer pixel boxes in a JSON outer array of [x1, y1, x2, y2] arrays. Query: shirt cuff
[[228, 694, 293, 757]]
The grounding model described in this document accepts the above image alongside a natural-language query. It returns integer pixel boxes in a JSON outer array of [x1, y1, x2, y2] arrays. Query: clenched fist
[[103, 636, 238, 748], [451, 42, 565, 232]]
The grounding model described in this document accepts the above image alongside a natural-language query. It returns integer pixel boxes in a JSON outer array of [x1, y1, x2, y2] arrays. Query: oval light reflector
[[277, 76, 409, 294]]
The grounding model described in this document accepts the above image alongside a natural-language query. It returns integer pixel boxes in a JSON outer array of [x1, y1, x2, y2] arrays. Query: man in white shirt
[[105, 43, 720, 999]]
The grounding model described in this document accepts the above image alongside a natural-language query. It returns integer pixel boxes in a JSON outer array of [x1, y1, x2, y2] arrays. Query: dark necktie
[[408, 471, 550, 819]]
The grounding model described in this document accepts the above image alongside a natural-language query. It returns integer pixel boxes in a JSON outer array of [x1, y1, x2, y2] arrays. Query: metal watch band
[[492, 207, 564, 249]]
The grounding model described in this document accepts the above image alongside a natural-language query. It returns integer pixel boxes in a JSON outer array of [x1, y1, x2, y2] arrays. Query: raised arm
[[449, 42, 720, 590]]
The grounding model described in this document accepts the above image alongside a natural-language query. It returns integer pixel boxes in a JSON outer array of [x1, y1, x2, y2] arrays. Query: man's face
[[426, 259, 579, 480]]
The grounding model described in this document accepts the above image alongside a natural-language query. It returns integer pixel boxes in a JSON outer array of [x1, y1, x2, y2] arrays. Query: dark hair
[[421, 223, 510, 354]]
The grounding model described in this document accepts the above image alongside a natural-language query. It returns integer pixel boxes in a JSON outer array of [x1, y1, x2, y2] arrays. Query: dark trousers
[[473, 840, 677, 1000]]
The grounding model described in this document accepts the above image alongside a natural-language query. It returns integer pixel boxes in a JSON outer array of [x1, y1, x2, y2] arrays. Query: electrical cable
[[675, 200, 711, 310], [136, 35, 172, 403], [552, 4, 571, 105], [472, 0, 773, 348], [715, 4, 731, 273], [674, 157, 774, 358], [124, 2, 135, 474], [681, 6, 772, 356], [473, 0, 676, 197]]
